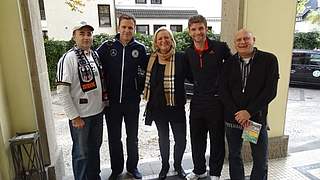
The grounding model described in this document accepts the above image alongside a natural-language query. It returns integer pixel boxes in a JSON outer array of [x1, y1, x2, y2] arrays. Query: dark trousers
[[226, 126, 268, 180], [153, 110, 187, 169], [189, 98, 225, 176], [69, 113, 103, 180], [106, 102, 140, 174]]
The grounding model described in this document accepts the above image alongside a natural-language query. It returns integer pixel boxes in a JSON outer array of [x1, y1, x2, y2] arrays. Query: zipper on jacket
[[119, 46, 125, 103], [134, 78, 138, 90], [199, 53, 203, 68]]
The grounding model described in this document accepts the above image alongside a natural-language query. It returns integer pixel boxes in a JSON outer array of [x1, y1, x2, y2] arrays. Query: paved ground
[[56, 86, 320, 179], [285, 86, 320, 153]]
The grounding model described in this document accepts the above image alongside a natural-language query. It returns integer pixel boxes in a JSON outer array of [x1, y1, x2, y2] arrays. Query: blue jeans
[[226, 125, 268, 180], [69, 113, 103, 180]]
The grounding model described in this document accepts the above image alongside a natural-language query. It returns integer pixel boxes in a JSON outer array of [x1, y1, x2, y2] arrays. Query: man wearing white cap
[[56, 21, 107, 180]]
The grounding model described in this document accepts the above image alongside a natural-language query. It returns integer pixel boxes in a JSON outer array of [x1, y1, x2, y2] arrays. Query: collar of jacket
[[115, 33, 135, 46], [235, 47, 258, 64], [190, 37, 216, 53]]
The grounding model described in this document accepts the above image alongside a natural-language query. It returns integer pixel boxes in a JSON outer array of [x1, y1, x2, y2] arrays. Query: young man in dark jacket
[[97, 14, 147, 180], [185, 15, 231, 180], [220, 29, 279, 180]]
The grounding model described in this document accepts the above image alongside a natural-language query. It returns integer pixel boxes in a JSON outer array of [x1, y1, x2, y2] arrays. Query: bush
[[174, 31, 192, 52], [293, 32, 320, 49], [44, 39, 71, 89], [48, 30, 319, 90], [93, 33, 114, 49]]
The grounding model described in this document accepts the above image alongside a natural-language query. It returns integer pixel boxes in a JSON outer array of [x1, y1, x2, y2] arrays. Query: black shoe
[[175, 166, 186, 179], [127, 168, 142, 179], [108, 172, 121, 180], [159, 166, 169, 180]]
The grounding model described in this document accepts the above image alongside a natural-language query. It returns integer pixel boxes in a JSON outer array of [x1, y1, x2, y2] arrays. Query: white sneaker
[[210, 176, 220, 180], [186, 172, 207, 180]]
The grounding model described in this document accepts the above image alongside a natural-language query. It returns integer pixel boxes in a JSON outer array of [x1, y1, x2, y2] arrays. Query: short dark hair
[[118, 13, 136, 26], [188, 15, 207, 28]]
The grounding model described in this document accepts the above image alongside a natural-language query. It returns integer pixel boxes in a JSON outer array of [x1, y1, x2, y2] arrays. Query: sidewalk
[[109, 148, 320, 180], [61, 87, 320, 179], [63, 148, 320, 179]]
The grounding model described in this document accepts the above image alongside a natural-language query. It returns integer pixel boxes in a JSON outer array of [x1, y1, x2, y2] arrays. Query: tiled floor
[[62, 87, 320, 180], [83, 148, 320, 180]]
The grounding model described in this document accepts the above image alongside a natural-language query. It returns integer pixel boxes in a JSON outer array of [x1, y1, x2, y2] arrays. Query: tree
[[65, 0, 85, 13], [297, 0, 308, 13], [306, 9, 320, 25], [297, 0, 320, 26]]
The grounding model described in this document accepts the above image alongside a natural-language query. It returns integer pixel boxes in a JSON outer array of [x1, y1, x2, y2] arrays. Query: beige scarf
[[143, 48, 175, 106]]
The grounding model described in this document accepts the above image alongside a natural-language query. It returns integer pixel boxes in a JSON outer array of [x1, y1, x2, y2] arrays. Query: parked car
[[290, 49, 320, 86]]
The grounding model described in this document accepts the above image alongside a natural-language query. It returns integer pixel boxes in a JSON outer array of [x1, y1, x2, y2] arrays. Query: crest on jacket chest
[[131, 49, 139, 58], [110, 49, 117, 57]]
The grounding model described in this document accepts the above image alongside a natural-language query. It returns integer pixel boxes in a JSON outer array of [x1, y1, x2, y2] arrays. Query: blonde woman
[[143, 27, 191, 179]]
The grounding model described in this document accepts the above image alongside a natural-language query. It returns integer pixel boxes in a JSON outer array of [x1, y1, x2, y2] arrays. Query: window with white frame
[[136, 0, 147, 4], [151, 0, 162, 4], [98, 5, 111, 27], [38, 0, 46, 20], [136, 25, 150, 35], [154, 25, 166, 33], [170, 25, 183, 32]]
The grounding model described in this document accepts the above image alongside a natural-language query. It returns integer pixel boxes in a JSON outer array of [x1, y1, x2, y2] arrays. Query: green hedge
[[44, 40, 72, 89], [293, 31, 320, 49], [44, 31, 320, 89], [45, 30, 218, 89]]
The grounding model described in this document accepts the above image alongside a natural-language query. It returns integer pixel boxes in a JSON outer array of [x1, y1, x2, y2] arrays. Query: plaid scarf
[[143, 48, 175, 106]]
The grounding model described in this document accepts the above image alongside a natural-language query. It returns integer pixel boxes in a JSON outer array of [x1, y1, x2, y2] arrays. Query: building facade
[[40, 0, 222, 40], [40, 0, 117, 40], [115, 0, 222, 35]]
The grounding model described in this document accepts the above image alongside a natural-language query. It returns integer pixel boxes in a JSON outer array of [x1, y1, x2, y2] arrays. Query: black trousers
[[153, 109, 187, 169], [189, 98, 225, 176], [106, 101, 140, 174]]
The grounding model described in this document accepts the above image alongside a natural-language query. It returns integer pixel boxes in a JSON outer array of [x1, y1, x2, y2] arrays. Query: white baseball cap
[[72, 21, 94, 32]]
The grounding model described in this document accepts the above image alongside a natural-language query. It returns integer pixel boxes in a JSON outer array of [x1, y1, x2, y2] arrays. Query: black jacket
[[185, 38, 231, 108], [219, 48, 279, 126], [145, 52, 190, 125], [97, 34, 147, 104]]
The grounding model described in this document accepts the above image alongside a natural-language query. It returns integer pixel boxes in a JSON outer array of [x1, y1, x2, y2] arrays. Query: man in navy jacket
[[97, 14, 147, 180], [220, 29, 279, 180]]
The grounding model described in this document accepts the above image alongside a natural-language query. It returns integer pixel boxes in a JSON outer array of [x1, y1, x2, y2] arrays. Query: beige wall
[[0, 66, 12, 180], [0, 0, 37, 132], [0, 0, 39, 179], [242, 0, 297, 137]]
